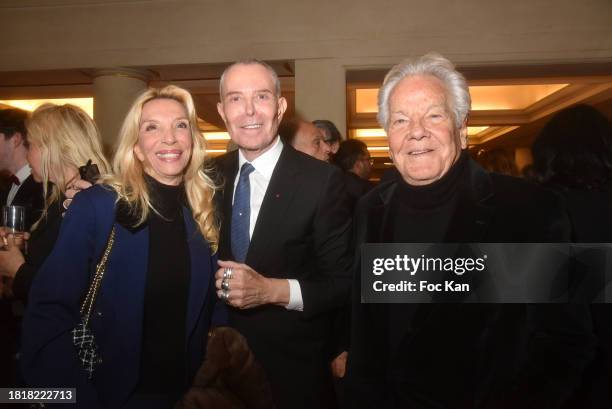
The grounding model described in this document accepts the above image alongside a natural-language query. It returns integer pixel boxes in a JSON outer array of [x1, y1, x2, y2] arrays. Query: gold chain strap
[[80, 226, 116, 326]]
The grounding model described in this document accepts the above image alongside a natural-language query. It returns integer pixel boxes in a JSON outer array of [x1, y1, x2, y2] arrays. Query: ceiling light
[[355, 128, 386, 138], [0, 98, 94, 118], [354, 84, 569, 113], [203, 132, 230, 140]]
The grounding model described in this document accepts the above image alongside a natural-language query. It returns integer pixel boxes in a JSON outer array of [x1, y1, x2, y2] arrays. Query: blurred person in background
[[279, 118, 331, 161], [0, 108, 44, 229], [0, 107, 44, 387], [313, 119, 342, 155], [332, 139, 374, 206], [532, 104, 612, 409], [0, 104, 110, 303], [475, 148, 519, 177]]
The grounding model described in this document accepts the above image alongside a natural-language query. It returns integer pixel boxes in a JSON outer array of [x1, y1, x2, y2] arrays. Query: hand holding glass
[[2, 206, 26, 249]]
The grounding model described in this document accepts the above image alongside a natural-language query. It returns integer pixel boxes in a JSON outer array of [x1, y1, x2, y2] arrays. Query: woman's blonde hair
[[104, 85, 219, 252], [26, 103, 110, 228]]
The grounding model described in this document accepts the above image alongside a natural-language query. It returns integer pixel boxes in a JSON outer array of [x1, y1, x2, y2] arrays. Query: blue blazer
[[21, 185, 225, 408]]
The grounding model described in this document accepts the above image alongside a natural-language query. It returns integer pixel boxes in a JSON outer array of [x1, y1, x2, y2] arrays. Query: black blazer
[[345, 159, 595, 409], [0, 174, 44, 231], [216, 144, 353, 409]]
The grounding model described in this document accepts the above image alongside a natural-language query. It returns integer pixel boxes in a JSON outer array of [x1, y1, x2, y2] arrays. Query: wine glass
[[2, 205, 26, 250]]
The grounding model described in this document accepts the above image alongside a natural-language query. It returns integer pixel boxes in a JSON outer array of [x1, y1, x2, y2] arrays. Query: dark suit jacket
[[21, 185, 225, 408], [344, 172, 374, 210], [0, 174, 44, 230], [216, 145, 352, 409], [345, 159, 595, 409]]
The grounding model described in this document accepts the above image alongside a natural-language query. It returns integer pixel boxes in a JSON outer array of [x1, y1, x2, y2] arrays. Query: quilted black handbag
[[71, 226, 116, 379]]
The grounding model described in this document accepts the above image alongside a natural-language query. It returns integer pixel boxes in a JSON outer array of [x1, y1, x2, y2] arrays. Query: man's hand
[[215, 260, 289, 309], [330, 351, 348, 378], [0, 227, 29, 249], [0, 234, 25, 279]]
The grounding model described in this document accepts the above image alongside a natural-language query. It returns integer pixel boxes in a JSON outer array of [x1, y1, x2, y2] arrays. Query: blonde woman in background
[[21, 85, 225, 409], [0, 103, 110, 302]]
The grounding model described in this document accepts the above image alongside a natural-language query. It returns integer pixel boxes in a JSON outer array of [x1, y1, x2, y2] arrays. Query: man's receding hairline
[[220, 61, 280, 97]]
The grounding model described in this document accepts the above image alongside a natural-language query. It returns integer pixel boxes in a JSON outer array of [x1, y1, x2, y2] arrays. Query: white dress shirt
[[7, 164, 32, 205], [233, 136, 303, 311]]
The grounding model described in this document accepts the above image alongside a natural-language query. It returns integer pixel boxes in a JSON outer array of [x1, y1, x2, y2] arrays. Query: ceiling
[[346, 67, 612, 153]]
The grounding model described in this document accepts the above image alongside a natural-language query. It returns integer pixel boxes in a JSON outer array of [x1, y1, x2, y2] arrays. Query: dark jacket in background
[[553, 181, 612, 409], [344, 172, 374, 209]]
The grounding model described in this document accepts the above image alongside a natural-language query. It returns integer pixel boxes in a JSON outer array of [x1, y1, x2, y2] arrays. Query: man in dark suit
[[213, 60, 352, 409], [0, 108, 43, 387], [0, 108, 44, 230]]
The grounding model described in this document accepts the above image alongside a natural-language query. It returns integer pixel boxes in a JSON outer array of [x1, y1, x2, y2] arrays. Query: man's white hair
[[377, 53, 471, 131]]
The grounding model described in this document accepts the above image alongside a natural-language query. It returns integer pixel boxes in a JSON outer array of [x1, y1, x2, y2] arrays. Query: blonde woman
[[22, 86, 225, 408], [0, 103, 110, 302]]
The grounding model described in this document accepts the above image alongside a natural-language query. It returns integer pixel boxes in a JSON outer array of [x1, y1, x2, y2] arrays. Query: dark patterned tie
[[231, 163, 255, 262]]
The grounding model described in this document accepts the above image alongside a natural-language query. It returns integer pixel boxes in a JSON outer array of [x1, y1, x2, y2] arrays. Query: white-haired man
[[345, 53, 594, 409]]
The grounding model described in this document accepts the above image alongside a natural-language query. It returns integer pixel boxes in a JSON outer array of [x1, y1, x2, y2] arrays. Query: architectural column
[[92, 68, 150, 156], [294, 59, 346, 138]]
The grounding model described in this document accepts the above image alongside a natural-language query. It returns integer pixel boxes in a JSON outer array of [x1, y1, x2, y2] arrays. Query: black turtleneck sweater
[[388, 151, 469, 243], [136, 176, 190, 399], [386, 151, 469, 346]]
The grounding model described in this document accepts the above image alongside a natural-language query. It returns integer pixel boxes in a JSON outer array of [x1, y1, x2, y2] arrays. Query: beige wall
[[2, 0, 610, 143], [1, 0, 611, 72], [294, 59, 346, 137]]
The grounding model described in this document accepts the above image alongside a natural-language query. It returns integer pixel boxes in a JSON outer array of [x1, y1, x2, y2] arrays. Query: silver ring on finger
[[221, 289, 229, 301], [221, 279, 230, 291], [223, 267, 233, 280]]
